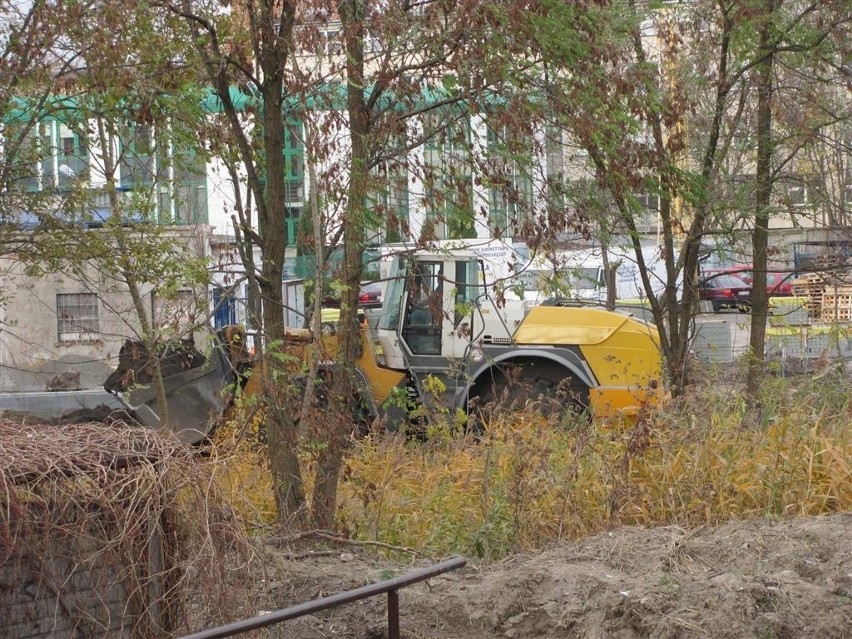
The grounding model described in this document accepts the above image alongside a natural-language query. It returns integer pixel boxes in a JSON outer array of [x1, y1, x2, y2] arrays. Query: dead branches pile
[[0, 419, 258, 638]]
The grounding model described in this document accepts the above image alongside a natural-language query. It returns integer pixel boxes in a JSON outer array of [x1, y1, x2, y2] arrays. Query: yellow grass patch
[[214, 372, 852, 559]]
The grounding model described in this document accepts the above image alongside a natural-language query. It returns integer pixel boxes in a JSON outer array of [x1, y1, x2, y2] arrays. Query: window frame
[[486, 120, 533, 238], [369, 134, 410, 244], [422, 110, 475, 240], [119, 123, 155, 188], [56, 293, 100, 343]]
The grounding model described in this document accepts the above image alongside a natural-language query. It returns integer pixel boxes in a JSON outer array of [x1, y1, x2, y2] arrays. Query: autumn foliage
[[214, 369, 852, 560]]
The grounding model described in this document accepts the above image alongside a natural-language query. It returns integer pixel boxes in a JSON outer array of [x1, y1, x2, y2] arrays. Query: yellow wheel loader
[[325, 248, 666, 426], [127, 249, 665, 438]]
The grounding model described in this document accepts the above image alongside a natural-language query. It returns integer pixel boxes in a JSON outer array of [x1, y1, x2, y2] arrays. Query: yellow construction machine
[[350, 250, 665, 424], [29, 248, 664, 443], [287, 248, 666, 427]]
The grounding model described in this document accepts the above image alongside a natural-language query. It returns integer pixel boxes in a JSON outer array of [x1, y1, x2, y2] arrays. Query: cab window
[[454, 259, 484, 327], [402, 261, 443, 355]]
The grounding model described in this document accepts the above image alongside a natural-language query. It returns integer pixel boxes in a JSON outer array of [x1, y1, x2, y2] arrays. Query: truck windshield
[[573, 267, 603, 290]]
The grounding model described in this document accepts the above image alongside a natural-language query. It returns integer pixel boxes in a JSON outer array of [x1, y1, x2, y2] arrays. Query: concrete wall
[[0, 227, 212, 392], [0, 258, 132, 391]]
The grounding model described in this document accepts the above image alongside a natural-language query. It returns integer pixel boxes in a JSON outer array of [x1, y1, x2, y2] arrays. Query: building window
[[322, 28, 343, 56], [634, 192, 660, 212], [781, 173, 813, 209], [369, 134, 409, 244], [171, 146, 209, 225], [280, 121, 305, 246], [544, 124, 567, 214], [16, 126, 43, 192], [789, 185, 809, 207], [422, 110, 475, 240], [14, 122, 89, 192], [631, 192, 660, 233], [284, 206, 301, 245], [56, 125, 89, 189], [284, 122, 304, 204], [382, 167, 410, 243], [487, 120, 532, 238], [57, 293, 99, 342], [120, 124, 155, 188]]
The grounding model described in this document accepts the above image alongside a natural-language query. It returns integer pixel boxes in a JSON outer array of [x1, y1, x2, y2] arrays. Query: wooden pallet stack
[[820, 284, 852, 322], [792, 274, 825, 319]]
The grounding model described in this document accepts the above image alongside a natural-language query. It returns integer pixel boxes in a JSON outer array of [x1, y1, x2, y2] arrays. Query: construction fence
[[691, 277, 852, 368]]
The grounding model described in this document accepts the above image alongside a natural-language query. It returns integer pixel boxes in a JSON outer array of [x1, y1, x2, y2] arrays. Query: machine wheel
[[471, 361, 590, 429]]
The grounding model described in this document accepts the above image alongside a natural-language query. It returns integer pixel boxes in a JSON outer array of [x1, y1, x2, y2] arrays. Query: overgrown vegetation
[[216, 369, 852, 561], [0, 421, 259, 637]]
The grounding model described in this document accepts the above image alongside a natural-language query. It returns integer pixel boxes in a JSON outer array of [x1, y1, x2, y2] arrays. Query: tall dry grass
[[216, 369, 852, 560]]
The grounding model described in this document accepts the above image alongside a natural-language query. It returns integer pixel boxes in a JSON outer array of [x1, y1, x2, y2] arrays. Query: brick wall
[[2, 539, 133, 639], [1, 497, 177, 638]]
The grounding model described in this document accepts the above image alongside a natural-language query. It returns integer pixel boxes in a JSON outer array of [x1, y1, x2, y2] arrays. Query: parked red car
[[729, 270, 795, 297], [703, 267, 794, 298], [699, 274, 752, 313], [766, 272, 794, 297], [358, 281, 384, 308]]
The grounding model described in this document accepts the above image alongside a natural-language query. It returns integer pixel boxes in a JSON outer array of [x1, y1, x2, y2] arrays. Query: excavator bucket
[[106, 330, 240, 445]]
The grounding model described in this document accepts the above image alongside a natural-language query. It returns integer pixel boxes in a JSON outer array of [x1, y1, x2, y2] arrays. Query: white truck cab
[[376, 250, 531, 368]]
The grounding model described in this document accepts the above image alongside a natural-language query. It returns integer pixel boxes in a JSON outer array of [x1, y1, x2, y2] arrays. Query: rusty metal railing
[[177, 555, 467, 639]]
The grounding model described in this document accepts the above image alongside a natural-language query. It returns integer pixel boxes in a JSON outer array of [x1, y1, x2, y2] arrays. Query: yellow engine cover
[[515, 306, 665, 417]]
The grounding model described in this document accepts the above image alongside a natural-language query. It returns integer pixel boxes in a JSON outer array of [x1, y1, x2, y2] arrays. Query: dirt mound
[[257, 514, 852, 638]]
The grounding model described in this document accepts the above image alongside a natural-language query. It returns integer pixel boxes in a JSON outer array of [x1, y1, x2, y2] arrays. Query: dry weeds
[[0, 419, 259, 637]]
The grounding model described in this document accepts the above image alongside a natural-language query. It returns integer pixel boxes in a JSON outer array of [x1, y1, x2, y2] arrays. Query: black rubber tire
[[472, 362, 590, 428]]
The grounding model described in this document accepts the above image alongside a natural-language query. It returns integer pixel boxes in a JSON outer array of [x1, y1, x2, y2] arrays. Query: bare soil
[[257, 514, 852, 638]]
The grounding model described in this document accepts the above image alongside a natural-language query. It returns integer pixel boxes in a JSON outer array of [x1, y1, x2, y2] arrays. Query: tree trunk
[[601, 239, 617, 311], [309, 0, 368, 530], [746, 2, 777, 400], [259, 73, 308, 525]]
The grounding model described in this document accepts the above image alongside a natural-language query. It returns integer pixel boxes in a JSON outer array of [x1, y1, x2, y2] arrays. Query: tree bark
[[309, 0, 368, 530], [746, 1, 778, 400]]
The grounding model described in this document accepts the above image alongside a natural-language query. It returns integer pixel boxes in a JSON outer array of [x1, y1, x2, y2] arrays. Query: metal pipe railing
[[177, 554, 467, 639]]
